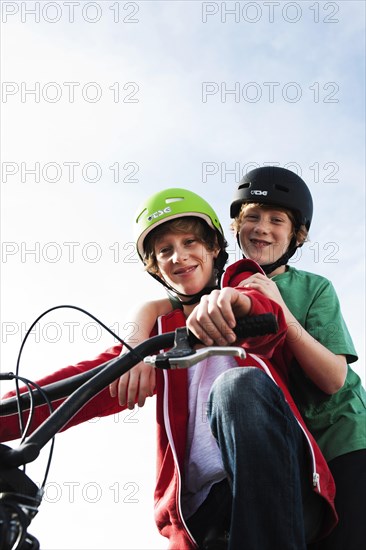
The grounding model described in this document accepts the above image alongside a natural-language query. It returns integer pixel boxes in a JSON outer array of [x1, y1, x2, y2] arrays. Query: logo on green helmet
[[147, 206, 171, 222]]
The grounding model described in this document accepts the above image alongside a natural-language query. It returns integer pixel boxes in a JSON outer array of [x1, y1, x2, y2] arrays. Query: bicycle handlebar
[[0, 312, 277, 550], [0, 313, 278, 416], [0, 313, 277, 468]]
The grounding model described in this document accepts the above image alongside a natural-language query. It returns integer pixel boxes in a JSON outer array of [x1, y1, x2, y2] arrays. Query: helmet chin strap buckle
[[148, 271, 220, 306], [171, 286, 220, 306]]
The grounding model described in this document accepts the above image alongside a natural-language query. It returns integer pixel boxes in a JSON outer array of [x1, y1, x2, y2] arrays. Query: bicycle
[[0, 310, 277, 550]]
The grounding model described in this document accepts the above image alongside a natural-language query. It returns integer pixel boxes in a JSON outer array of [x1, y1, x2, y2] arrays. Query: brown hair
[[231, 203, 308, 246], [144, 217, 220, 274]]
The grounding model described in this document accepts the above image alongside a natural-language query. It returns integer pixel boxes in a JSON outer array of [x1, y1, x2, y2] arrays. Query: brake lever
[[145, 346, 246, 370], [144, 327, 246, 370]]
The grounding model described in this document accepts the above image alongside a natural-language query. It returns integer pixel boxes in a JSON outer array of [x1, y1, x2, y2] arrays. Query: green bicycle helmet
[[136, 188, 225, 259], [134, 188, 228, 304], [230, 166, 313, 274]]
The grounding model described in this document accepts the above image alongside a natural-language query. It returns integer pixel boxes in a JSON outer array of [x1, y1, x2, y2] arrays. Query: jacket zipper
[[249, 354, 321, 492], [158, 317, 198, 548]]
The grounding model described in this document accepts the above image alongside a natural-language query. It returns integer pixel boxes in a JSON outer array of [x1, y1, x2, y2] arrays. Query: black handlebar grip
[[234, 313, 278, 339], [188, 313, 279, 347]]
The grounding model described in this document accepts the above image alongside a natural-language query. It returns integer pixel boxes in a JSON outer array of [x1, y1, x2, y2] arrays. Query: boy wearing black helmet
[[221, 166, 365, 550]]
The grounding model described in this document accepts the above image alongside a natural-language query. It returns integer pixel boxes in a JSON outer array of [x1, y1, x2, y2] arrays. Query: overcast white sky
[[1, 1, 365, 548]]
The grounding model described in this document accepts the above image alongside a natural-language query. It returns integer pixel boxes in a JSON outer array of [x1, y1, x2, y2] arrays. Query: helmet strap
[[236, 234, 299, 276], [148, 249, 228, 306]]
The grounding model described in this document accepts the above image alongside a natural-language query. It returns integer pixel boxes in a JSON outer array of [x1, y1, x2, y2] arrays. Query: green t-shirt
[[272, 267, 366, 462]]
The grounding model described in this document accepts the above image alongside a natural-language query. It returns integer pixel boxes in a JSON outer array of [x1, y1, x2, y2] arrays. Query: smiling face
[[238, 204, 295, 271], [154, 231, 219, 299]]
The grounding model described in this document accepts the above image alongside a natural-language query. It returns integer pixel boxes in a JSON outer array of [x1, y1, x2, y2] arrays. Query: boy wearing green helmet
[[1, 187, 338, 549]]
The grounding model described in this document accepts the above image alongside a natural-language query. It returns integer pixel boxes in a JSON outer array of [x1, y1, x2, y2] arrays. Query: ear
[[294, 232, 304, 248]]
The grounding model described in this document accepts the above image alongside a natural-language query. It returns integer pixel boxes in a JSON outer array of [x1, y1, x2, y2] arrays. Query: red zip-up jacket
[[0, 260, 337, 548]]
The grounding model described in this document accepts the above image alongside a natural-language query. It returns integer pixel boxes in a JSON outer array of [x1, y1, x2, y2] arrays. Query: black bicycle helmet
[[230, 166, 313, 230], [230, 166, 313, 274]]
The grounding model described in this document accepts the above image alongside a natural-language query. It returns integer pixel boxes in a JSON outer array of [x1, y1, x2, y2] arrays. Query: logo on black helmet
[[250, 190, 268, 196]]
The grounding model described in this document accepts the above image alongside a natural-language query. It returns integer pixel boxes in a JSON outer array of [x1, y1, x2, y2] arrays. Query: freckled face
[[238, 206, 294, 266], [154, 231, 218, 297]]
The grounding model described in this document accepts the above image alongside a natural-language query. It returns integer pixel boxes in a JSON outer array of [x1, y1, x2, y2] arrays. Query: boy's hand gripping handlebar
[[144, 313, 278, 369]]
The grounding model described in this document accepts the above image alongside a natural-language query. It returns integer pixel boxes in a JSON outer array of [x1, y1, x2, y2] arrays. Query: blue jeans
[[206, 367, 321, 550]]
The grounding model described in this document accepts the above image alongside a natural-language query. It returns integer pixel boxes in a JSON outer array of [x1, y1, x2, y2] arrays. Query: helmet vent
[[274, 184, 289, 193], [166, 197, 184, 204], [238, 182, 250, 190]]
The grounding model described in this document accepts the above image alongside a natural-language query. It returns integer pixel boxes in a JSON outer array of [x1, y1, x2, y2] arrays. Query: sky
[[0, 1, 365, 548]]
